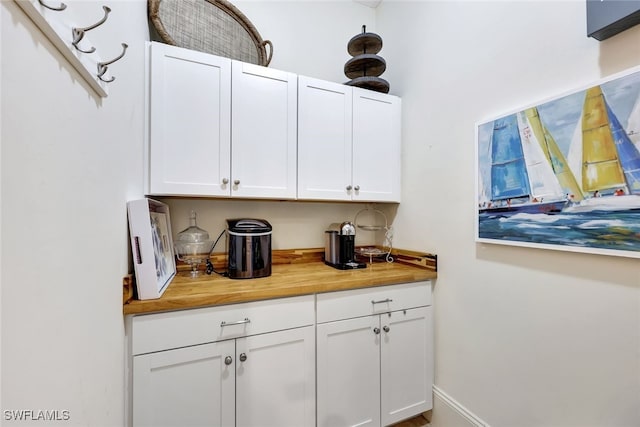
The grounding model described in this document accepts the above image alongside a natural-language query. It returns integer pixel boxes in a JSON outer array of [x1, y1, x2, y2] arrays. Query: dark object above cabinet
[[586, 0, 640, 41]]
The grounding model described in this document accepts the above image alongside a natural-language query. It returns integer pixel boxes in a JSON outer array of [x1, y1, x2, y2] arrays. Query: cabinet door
[[317, 316, 381, 427], [147, 42, 231, 196], [132, 340, 235, 427], [231, 61, 297, 199], [380, 307, 433, 426], [236, 326, 315, 427], [352, 88, 401, 202], [298, 76, 353, 201]]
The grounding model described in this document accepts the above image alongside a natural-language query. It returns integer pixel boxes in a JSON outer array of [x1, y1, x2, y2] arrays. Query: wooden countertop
[[123, 248, 437, 315]]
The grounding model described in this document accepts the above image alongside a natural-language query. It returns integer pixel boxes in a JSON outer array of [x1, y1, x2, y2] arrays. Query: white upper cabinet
[[298, 76, 353, 201], [352, 88, 401, 203], [146, 42, 231, 197], [298, 77, 401, 202], [231, 61, 298, 199], [145, 42, 399, 202]]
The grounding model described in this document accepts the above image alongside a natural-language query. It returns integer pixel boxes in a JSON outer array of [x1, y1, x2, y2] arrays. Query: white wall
[[164, 199, 392, 251], [1, 1, 147, 425], [376, 1, 640, 426], [235, 0, 376, 83]]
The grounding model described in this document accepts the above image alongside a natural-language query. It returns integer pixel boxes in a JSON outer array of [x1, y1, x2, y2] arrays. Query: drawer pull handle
[[373, 327, 380, 335], [371, 298, 393, 305], [220, 318, 251, 327], [239, 353, 247, 362], [383, 325, 390, 333], [224, 356, 233, 365]]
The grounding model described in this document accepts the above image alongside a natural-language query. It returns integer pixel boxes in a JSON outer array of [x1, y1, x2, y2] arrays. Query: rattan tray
[[149, 0, 273, 66]]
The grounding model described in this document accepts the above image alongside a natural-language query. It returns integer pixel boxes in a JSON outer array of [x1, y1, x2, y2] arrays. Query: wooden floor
[[390, 413, 430, 427]]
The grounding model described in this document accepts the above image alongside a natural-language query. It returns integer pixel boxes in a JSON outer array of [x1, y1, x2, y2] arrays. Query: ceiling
[[353, 0, 383, 9]]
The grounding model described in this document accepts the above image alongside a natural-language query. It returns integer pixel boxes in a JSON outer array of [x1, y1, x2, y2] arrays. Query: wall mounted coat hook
[[72, 5, 111, 54], [97, 43, 128, 83], [38, 0, 67, 11]]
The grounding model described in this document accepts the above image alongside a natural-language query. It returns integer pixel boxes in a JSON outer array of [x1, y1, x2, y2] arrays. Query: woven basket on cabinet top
[[148, 0, 273, 67]]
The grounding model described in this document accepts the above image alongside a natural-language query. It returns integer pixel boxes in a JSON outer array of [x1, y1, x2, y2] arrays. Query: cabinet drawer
[[316, 281, 431, 324], [132, 295, 314, 355]]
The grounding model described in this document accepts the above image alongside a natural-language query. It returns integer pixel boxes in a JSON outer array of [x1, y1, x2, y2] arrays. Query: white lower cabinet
[[316, 282, 434, 427], [235, 327, 316, 427], [380, 306, 433, 425], [128, 282, 432, 427], [129, 295, 315, 427], [317, 315, 381, 427], [133, 339, 235, 427]]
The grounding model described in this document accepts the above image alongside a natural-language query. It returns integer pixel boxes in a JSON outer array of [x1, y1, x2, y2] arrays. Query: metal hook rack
[[37, 0, 66, 11], [15, 0, 127, 97], [97, 43, 128, 83], [71, 5, 111, 54]]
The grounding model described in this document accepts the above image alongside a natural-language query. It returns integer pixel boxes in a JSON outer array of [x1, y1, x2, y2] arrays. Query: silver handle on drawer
[[383, 325, 390, 333], [224, 356, 232, 365], [222, 178, 229, 185], [373, 327, 380, 335], [239, 353, 247, 362], [371, 298, 393, 305], [220, 318, 251, 327]]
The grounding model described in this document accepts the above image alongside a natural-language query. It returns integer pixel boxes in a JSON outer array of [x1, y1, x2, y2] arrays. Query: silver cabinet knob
[[224, 356, 232, 365], [222, 178, 229, 185], [354, 185, 360, 191], [346, 185, 353, 191], [383, 325, 390, 333], [234, 179, 240, 186], [239, 353, 247, 362], [373, 327, 380, 335]]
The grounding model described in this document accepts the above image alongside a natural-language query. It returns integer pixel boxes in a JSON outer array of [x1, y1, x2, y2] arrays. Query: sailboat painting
[[476, 65, 640, 258]]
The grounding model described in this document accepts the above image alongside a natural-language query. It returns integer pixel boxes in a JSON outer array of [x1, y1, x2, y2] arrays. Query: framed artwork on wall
[[475, 65, 640, 259]]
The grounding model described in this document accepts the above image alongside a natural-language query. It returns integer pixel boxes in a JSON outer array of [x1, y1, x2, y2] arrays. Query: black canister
[[226, 218, 272, 279]]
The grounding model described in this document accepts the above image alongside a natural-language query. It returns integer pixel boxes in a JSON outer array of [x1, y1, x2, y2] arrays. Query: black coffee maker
[[324, 222, 366, 270]]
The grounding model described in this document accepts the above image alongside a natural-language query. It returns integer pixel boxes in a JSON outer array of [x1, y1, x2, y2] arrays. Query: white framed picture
[[476, 65, 640, 258], [127, 198, 176, 299]]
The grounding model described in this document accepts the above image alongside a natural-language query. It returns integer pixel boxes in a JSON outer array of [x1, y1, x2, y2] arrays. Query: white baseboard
[[432, 385, 490, 427]]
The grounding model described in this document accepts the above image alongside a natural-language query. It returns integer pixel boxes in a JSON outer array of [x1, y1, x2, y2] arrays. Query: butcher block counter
[[123, 248, 437, 315]]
